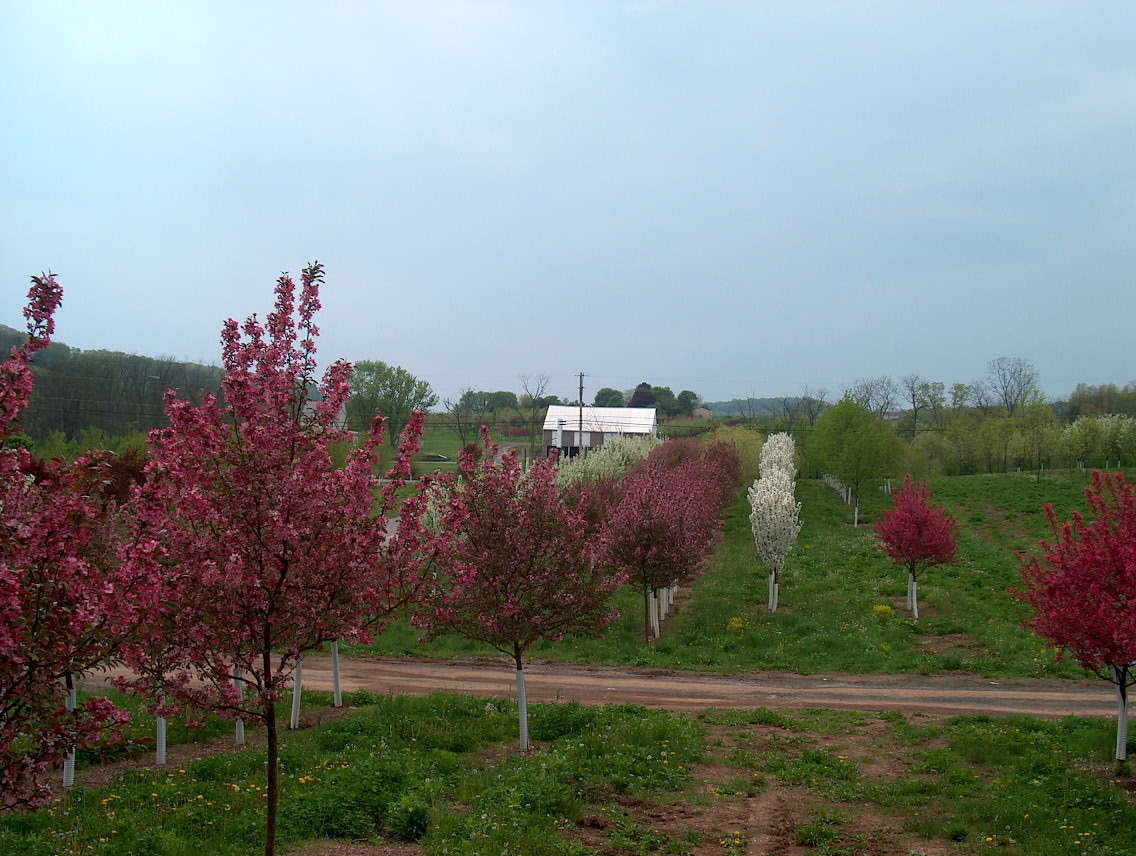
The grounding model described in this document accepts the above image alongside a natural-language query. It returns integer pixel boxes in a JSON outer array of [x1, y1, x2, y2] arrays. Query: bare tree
[[900, 376, 947, 436], [777, 396, 804, 434], [901, 374, 927, 438], [986, 356, 1040, 417], [800, 386, 829, 427], [969, 378, 997, 417], [443, 387, 475, 447], [735, 393, 761, 425], [844, 376, 899, 419], [518, 373, 551, 456]]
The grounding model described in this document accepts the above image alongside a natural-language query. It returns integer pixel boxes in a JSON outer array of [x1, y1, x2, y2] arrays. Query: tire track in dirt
[[278, 656, 1113, 719]]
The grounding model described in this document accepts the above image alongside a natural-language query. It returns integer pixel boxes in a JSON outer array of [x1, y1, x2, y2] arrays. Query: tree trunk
[[233, 667, 245, 745], [331, 640, 343, 707], [513, 643, 529, 751], [642, 583, 651, 643], [1114, 665, 1130, 762], [156, 681, 167, 765], [264, 699, 279, 856], [290, 659, 303, 730], [63, 674, 76, 789]]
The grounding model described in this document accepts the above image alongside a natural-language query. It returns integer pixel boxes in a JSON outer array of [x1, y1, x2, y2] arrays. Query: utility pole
[[578, 372, 585, 456]]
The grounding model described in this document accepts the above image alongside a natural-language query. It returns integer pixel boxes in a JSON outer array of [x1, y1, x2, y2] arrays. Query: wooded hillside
[[0, 325, 222, 446]]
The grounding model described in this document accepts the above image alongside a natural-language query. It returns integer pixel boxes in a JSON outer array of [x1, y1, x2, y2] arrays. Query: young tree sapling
[[603, 449, 722, 642], [0, 275, 138, 811], [417, 436, 623, 749], [874, 474, 958, 620]]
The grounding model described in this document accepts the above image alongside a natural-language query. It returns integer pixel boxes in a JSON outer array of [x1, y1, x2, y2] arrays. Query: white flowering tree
[[753, 468, 794, 497], [556, 433, 661, 489], [1098, 415, 1136, 467], [1059, 414, 1136, 470], [749, 433, 802, 612], [1061, 416, 1102, 469], [759, 432, 797, 480], [749, 482, 802, 611]]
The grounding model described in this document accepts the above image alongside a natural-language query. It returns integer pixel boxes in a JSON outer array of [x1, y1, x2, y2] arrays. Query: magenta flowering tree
[[602, 449, 723, 643], [700, 436, 743, 509], [416, 436, 624, 750], [120, 264, 430, 856], [874, 474, 958, 620], [1014, 471, 1136, 761], [0, 275, 139, 812]]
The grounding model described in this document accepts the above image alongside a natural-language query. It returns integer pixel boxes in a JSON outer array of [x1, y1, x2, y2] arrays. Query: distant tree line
[[12, 324, 1134, 480], [593, 382, 701, 418], [440, 374, 566, 451], [0, 325, 223, 451], [1063, 382, 1136, 419], [797, 358, 1136, 485]]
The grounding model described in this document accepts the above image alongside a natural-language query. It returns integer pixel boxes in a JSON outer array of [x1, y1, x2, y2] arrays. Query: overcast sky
[[2, 2, 1133, 405]]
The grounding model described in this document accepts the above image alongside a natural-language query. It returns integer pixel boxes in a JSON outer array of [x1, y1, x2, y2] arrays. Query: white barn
[[542, 405, 658, 457]]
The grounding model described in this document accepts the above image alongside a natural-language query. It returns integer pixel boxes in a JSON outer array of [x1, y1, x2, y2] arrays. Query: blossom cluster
[[555, 432, 661, 489]]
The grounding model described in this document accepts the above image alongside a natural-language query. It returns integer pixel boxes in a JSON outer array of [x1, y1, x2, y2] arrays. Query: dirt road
[[269, 655, 1115, 719]]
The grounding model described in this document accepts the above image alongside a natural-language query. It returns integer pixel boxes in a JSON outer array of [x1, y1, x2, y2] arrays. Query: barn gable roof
[[542, 405, 658, 435]]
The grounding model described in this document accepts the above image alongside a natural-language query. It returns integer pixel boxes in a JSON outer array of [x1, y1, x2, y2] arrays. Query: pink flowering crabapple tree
[[603, 443, 725, 643], [0, 275, 140, 812], [119, 264, 431, 856], [416, 435, 624, 750], [1015, 471, 1136, 762]]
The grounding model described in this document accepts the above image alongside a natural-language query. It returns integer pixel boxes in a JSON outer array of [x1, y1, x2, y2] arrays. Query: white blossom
[[1060, 414, 1136, 466], [758, 432, 797, 480], [748, 469, 793, 503], [556, 433, 661, 488], [748, 480, 802, 574]]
